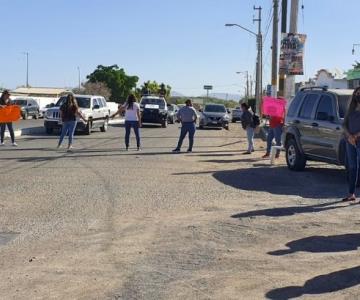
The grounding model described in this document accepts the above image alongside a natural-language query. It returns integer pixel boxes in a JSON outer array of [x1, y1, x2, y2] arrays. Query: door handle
[[311, 122, 319, 127]]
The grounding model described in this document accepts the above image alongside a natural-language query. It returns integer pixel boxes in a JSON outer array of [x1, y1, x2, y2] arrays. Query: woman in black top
[[0, 90, 17, 146], [343, 87, 360, 201], [57, 93, 86, 151]]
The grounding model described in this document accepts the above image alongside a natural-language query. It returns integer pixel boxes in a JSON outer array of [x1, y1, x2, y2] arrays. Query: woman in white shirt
[[111, 94, 142, 150]]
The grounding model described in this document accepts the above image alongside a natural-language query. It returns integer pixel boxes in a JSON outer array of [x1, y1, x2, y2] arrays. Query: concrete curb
[[4, 118, 125, 138]]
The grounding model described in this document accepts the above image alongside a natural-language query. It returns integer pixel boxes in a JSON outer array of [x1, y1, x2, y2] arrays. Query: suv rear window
[[141, 98, 166, 109], [315, 95, 334, 121], [299, 94, 318, 119], [338, 95, 351, 118], [287, 92, 304, 117]]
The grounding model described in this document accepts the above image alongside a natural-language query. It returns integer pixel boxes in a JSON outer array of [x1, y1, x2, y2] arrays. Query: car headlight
[[223, 115, 230, 120], [46, 111, 52, 118]]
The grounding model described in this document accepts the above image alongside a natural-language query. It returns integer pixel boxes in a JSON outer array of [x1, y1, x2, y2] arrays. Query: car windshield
[[204, 105, 226, 113], [11, 100, 27, 106], [338, 95, 352, 118], [141, 98, 166, 109], [55, 96, 91, 108]]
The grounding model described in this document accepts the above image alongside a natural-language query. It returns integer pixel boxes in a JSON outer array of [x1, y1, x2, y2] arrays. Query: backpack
[[252, 114, 260, 127]]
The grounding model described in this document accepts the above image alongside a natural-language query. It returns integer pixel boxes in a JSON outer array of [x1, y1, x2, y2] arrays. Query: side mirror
[[50, 103, 55, 107], [227, 109, 231, 114], [93, 104, 100, 110]]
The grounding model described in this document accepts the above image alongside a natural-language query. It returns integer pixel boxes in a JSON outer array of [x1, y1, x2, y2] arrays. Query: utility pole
[[250, 75, 253, 98], [77, 66, 81, 90], [23, 52, 29, 88], [278, 0, 288, 97], [271, 0, 279, 97], [285, 0, 299, 99], [253, 5, 262, 114]]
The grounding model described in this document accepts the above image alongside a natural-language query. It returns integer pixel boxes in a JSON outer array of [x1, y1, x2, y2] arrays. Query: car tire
[[45, 127, 53, 134], [162, 119, 168, 128], [232, 119, 236, 123], [85, 120, 92, 135], [100, 118, 108, 132], [285, 138, 306, 171], [22, 111, 28, 120]]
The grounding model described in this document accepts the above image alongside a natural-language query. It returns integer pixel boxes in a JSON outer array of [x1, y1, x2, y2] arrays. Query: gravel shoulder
[[0, 123, 359, 299]]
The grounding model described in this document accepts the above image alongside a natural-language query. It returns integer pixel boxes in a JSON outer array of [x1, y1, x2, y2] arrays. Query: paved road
[[1, 123, 360, 299]]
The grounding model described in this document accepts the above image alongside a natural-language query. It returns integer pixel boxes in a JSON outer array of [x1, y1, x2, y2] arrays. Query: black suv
[[11, 98, 40, 119], [140, 96, 168, 128], [283, 87, 353, 171]]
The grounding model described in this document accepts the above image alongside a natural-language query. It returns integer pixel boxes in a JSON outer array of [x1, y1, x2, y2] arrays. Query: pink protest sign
[[262, 97, 287, 118]]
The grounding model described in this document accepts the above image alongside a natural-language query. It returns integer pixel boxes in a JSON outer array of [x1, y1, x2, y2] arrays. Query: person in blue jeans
[[173, 99, 198, 153], [343, 87, 360, 202], [262, 116, 284, 159], [57, 93, 86, 151], [111, 94, 142, 151], [0, 90, 17, 146]]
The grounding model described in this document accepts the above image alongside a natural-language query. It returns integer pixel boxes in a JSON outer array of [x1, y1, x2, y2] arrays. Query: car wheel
[[232, 119, 236, 123], [162, 119, 168, 128], [285, 139, 306, 171], [45, 127, 53, 134], [85, 120, 92, 135], [100, 118, 108, 132], [22, 111, 28, 120]]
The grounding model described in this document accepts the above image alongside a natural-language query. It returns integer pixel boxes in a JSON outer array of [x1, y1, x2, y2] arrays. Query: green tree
[[73, 82, 112, 100], [353, 61, 360, 69], [86, 65, 138, 103], [137, 81, 171, 99]]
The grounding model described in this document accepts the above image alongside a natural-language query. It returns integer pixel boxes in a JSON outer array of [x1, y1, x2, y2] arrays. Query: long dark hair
[[64, 93, 78, 109], [0, 90, 10, 103], [126, 94, 137, 110], [344, 87, 360, 130]]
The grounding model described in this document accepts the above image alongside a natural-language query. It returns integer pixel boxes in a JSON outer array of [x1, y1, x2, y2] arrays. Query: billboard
[[279, 33, 306, 75]]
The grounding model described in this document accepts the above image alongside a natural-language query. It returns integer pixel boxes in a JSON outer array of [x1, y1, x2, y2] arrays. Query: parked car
[[283, 87, 353, 171], [44, 95, 110, 135], [231, 107, 242, 123], [140, 96, 168, 127], [11, 98, 40, 120], [199, 104, 230, 129], [39, 103, 56, 118], [167, 104, 179, 124]]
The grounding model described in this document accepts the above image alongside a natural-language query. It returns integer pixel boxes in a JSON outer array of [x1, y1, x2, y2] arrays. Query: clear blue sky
[[1, 0, 359, 97]]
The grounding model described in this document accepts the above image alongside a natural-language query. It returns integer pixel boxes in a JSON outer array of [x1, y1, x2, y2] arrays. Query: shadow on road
[[231, 200, 345, 219], [268, 233, 360, 255], [213, 166, 346, 199], [266, 266, 360, 299]]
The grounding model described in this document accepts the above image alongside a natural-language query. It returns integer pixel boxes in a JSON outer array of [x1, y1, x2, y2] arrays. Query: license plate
[[212, 121, 218, 124], [145, 104, 159, 109]]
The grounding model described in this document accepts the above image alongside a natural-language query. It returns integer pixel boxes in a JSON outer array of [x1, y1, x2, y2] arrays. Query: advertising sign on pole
[[279, 33, 306, 76]]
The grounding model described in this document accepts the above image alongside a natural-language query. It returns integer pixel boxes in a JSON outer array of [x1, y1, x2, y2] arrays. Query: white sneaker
[[12, 142, 18, 147], [0, 142, 5, 146]]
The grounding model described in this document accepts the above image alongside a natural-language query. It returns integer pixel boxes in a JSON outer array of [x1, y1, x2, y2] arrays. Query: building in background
[[314, 69, 347, 89]]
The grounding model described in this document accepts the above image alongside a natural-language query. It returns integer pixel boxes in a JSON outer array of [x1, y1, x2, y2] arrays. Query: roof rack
[[300, 86, 328, 92]]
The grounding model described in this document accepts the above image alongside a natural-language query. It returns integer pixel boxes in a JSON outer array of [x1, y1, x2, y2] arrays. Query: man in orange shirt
[[0, 90, 17, 146]]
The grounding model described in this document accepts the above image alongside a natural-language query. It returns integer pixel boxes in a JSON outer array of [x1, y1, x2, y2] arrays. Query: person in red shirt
[[262, 115, 284, 158]]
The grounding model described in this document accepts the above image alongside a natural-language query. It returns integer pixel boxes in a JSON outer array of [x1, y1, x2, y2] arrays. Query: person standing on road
[[110, 94, 142, 151], [343, 87, 360, 202], [0, 90, 17, 146], [240, 103, 255, 155], [173, 99, 197, 153], [262, 115, 284, 159], [57, 93, 86, 151]]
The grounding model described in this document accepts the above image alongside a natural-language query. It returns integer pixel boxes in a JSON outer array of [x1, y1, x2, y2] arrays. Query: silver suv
[[283, 87, 353, 171], [44, 95, 110, 135]]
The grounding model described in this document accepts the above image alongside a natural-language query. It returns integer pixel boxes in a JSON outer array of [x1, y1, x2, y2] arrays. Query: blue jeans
[[346, 141, 360, 194], [0, 122, 15, 143], [125, 121, 141, 148], [266, 125, 283, 154], [58, 121, 77, 146], [246, 126, 254, 152], [176, 122, 196, 151]]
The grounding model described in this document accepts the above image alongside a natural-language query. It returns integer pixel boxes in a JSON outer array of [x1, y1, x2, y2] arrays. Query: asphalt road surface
[[1, 123, 360, 299]]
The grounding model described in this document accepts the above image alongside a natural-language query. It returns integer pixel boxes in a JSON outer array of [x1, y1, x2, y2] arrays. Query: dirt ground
[[0, 123, 359, 299]]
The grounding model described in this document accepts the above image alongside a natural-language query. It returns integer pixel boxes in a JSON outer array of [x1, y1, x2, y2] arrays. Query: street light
[[22, 52, 29, 88], [352, 44, 360, 55], [225, 23, 262, 114], [236, 71, 249, 101]]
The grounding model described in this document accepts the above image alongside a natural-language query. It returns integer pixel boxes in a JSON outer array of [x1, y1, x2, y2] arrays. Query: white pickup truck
[[44, 95, 110, 135]]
